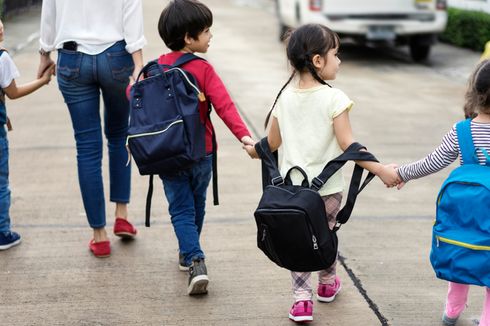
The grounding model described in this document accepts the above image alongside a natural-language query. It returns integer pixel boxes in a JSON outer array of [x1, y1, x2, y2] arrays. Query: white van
[[275, 0, 448, 61]]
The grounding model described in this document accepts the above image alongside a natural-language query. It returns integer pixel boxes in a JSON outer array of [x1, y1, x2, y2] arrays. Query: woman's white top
[[39, 0, 147, 55]]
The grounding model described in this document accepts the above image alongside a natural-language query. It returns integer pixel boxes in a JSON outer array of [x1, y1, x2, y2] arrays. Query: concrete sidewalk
[[0, 1, 484, 325]]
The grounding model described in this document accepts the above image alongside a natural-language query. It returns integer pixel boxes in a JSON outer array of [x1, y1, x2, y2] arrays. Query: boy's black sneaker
[[187, 258, 209, 295], [0, 231, 21, 250]]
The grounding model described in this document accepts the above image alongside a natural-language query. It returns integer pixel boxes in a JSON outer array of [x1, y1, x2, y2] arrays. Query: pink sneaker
[[288, 300, 313, 323], [317, 276, 341, 303]]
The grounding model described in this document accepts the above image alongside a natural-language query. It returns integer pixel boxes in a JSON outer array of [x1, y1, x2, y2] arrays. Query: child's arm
[[333, 110, 400, 186], [396, 126, 459, 187], [202, 63, 252, 145], [4, 64, 54, 99]]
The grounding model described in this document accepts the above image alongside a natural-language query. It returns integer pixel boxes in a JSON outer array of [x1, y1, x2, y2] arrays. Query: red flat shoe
[[113, 217, 137, 239], [89, 239, 111, 258]]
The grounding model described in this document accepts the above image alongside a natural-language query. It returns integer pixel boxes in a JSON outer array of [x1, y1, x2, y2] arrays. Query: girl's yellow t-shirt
[[272, 84, 353, 196]]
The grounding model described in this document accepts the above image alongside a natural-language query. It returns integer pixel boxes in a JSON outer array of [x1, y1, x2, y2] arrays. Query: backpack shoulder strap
[[254, 137, 283, 187], [173, 53, 205, 67], [312, 142, 379, 229], [456, 119, 477, 165]]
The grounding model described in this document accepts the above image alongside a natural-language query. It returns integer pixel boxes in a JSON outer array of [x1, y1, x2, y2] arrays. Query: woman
[[38, 0, 146, 257]]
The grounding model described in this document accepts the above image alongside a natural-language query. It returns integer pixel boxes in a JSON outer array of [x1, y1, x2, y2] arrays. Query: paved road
[[0, 1, 484, 325]]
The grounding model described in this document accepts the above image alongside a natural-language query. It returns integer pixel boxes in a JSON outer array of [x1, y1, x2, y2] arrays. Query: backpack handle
[[284, 166, 309, 187], [134, 60, 168, 85]]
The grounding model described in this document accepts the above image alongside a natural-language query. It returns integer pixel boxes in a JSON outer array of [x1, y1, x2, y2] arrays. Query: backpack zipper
[[125, 119, 184, 146], [436, 235, 490, 251], [165, 68, 206, 102], [256, 208, 320, 250], [125, 119, 184, 166]]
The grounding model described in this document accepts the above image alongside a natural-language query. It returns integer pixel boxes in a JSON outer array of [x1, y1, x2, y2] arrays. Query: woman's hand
[[38, 54, 55, 79]]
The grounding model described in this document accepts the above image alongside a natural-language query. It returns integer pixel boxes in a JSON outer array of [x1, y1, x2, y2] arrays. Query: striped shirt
[[397, 121, 490, 182]]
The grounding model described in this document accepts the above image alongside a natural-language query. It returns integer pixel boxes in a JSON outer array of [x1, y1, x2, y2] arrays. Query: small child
[[0, 19, 54, 250], [156, 0, 254, 295], [396, 60, 490, 326], [244, 24, 399, 323]]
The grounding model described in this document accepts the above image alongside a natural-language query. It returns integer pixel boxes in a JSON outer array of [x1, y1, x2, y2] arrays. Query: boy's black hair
[[158, 0, 213, 51]]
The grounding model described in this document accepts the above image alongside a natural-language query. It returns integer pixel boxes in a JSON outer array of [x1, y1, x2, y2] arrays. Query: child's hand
[[243, 144, 258, 159], [41, 64, 56, 85], [377, 163, 401, 188], [396, 169, 406, 190], [241, 135, 255, 147]]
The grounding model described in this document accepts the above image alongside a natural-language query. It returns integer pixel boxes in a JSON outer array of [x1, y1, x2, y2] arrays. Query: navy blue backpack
[[430, 119, 490, 287], [127, 54, 218, 226]]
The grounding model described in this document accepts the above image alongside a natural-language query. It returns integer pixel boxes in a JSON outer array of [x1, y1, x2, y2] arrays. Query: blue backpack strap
[[456, 119, 477, 165], [173, 53, 203, 67]]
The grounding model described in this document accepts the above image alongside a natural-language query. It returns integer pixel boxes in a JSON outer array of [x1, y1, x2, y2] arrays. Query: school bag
[[127, 54, 218, 227], [430, 119, 490, 287], [254, 138, 378, 272]]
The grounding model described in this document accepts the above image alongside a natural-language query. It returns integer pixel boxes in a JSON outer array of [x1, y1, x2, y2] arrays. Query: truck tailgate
[[322, 0, 432, 14]]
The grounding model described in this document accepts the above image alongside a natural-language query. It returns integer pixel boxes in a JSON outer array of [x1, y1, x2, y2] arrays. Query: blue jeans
[[160, 155, 213, 266], [57, 41, 133, 228], [0, 136, 11, 232]]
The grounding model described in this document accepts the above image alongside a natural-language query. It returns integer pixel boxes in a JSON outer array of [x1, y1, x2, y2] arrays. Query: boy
[[0, 19, 55, 250], [157, 0, 253, 295]]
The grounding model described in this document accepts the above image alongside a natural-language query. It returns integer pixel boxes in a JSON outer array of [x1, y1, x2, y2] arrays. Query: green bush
[[441, 7, 490, 52]]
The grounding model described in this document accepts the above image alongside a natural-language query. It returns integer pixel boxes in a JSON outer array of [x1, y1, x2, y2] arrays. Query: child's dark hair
[[464, 60, 490, 118], [265, 24, 340, 127], [158, 0, 213, 51]]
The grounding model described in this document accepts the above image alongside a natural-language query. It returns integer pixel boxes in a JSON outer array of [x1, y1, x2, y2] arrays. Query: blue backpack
[[430, 119, 490, 287], [127, 54, 218, 226]]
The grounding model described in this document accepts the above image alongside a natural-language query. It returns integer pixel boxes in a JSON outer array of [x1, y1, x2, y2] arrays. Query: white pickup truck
[[275, 0, 448, 61]]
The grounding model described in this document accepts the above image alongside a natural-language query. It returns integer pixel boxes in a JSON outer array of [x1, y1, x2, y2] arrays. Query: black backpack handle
[[284, 166, 309, 187]]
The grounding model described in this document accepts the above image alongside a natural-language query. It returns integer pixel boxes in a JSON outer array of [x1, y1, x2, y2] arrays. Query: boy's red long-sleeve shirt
[[158, 52, 250, 153]]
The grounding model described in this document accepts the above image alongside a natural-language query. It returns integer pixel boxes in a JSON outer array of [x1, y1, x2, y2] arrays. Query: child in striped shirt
[[396, 60, 490, 326]]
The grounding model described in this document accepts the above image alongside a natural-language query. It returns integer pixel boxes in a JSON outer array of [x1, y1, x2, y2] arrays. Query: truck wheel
[[410, 44, 431, 62]]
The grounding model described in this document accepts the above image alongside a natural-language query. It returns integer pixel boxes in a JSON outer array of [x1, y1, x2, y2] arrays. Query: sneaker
[[317, 276, 342, 303], [89, 239, 111, 258], [288, 300, 313, 323], [0, 231, 21, 250], [442, 312, 459, 326], [113, 217, 137, 239], [187, 258, 209, 295], [179, 253, 191, 272]]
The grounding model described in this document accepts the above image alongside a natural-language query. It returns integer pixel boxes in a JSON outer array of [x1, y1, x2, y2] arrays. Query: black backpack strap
[[254, 137, 284, 187], [207, 103, 219, 205], [311, 142, 378, 230], [145, 174, 154, 227]]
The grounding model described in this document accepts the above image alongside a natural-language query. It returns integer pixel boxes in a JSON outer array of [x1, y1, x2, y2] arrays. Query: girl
[[396, 60, 490, 326], [244, 23, 399, 323]]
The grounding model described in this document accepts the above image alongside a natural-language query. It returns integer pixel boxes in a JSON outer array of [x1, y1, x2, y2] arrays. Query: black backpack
[[254, 138, 378, 272], [127, 54, 218, 226]]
